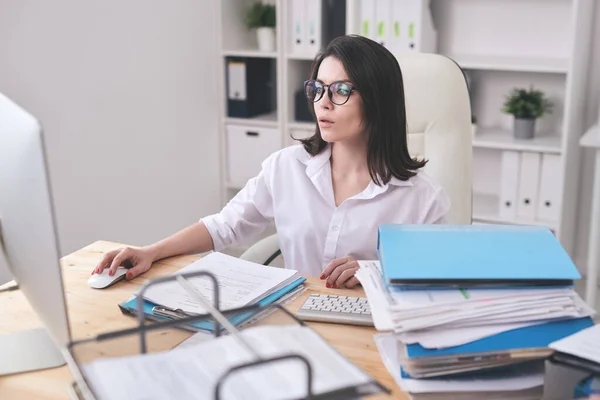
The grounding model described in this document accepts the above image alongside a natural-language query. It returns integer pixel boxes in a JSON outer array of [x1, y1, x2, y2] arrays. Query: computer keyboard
[[295, 294, 374, 326]]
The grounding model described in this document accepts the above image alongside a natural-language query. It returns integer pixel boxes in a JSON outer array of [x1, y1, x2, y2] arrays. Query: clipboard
[[64, 269, 391, 400]]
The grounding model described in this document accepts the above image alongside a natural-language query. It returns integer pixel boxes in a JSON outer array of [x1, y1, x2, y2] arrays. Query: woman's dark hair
[[299, 35, 427, 185]]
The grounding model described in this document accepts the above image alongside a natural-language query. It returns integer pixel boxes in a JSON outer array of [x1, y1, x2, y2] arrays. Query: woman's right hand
[[91, 246, 157, 280]]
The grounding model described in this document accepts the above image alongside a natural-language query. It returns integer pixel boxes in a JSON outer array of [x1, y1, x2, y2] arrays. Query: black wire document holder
[[65, 270, 391, 400]]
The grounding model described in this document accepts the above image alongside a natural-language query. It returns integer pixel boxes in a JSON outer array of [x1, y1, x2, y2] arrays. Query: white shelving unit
[[214, 0, 595, 256]]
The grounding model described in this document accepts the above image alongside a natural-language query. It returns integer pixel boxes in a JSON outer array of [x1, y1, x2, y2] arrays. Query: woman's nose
[[318, 91, 332, 110]]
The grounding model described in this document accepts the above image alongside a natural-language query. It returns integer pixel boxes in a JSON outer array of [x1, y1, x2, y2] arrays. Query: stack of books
[[358, 224, 596, 399]]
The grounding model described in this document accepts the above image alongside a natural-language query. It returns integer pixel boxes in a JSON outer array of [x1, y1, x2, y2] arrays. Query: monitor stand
[[0, 328, 65, 376]]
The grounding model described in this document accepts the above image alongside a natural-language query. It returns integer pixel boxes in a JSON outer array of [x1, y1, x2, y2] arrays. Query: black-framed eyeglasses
[[304, 79, 357, 106]]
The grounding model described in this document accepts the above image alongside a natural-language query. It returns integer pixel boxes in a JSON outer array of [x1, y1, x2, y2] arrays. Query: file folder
[[405, 317, 594, 359], [517, 152, 541, 219], [499, 150, 520, 220], [375, 0, 391, 48], [292, 0, 307, 53], [305, 0, 322, 53], [377, 224, 581, 287], [360, 0, 376, 40], [225, 56, 274, 118], [537, 153, 562, 221], [399, 318, 594, 379], [119, 277, 306, 332]]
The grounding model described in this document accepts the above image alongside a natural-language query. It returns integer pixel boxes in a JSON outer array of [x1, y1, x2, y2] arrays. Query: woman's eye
[[336, 87, 349, 95]]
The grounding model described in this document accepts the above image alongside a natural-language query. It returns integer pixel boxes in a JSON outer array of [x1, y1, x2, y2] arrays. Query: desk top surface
[[0, 241, 406, 400]]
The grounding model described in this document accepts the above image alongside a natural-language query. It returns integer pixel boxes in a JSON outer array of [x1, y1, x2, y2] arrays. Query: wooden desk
[[0, 241, 407, 400]]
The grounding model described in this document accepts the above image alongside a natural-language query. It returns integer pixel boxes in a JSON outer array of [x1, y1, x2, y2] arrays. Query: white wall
[[0, 0, 222, 256], [575, 1, 600, 272]]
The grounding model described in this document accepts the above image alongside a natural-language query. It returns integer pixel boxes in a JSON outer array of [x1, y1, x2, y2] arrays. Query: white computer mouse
[[87, 267, 128, 289]]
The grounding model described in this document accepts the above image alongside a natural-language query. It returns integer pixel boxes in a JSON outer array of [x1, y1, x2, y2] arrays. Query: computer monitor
[[0, 92, 71, 375]]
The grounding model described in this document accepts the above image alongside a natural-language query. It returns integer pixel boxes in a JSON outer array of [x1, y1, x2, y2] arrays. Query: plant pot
[[514, 117, 536, 139], [256, 27, 275, 52]]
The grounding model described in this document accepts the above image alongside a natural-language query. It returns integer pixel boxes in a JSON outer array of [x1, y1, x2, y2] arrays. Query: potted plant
[[502, 86, 553, 139], [245, 2, 276, 52]]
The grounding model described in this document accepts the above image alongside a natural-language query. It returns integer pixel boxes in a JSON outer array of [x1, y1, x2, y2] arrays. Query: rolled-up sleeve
[[200, 156, 275, 252]]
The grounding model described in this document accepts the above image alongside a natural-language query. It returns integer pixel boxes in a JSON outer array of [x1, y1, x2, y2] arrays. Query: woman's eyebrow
[[315, 78, 352, 84]]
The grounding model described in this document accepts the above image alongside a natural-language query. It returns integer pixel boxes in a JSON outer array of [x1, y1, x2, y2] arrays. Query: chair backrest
[[397, 53, 473, 224]]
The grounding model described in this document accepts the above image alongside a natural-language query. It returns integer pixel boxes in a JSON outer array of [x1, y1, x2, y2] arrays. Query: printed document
[[139, 252, 299, 315], [83, 326, 376, 400], [550, 323, 600, 364]]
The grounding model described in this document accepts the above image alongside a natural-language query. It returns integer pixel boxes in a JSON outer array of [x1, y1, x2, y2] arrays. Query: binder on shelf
[[390, 0, 406, 54], [375, 0, 391, 48], [376, 224, 582, 288], [499, 150, 521, 220], [537, 153, 562, 222], [517, 152, 542, 220], [360, 0, 376, 40], [305, 0, 322, 53], [65, 271, 390, 400], [225, 56, 274, 118], [407, 0, 438, 53], [292, 0, 307, 53]]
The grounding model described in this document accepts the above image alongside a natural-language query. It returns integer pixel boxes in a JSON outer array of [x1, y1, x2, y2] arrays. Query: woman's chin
[[320, 130, 341, 143]]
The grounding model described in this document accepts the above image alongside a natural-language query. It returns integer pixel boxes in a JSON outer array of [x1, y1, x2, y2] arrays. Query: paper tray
[[64, 269, 390, 400]]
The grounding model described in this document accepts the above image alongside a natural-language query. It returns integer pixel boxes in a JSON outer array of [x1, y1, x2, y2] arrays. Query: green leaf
[[501, 86, 553, 119], [244, 3, 276, 29]]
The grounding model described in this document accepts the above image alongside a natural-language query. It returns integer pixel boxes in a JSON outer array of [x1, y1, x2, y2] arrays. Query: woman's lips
[[318, 118, 334, 128]]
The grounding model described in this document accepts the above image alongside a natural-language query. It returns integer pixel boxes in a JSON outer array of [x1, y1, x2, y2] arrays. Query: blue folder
[[119, 277, 306, 332], [377, 224, 581, 287], [405, 317, 595, 358], [398, 318, 595, 379]]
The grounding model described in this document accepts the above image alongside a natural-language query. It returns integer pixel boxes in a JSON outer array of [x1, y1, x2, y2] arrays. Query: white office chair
[[240, 53, 473, 266]]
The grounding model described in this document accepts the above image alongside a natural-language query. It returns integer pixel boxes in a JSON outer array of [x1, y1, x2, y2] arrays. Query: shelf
[[472, 193, 558, 230], [286, 53, 318, 61], [473, 128, 562, 154], [222, 49, 278, 59], [224, 111, 278, 127], [444, 53, 569, 74], [580, 124, 600, 149], [288, 121, 316, 131]]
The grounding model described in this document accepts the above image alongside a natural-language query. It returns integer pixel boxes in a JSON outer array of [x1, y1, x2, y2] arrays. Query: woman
[[92, 35, 450, 289]]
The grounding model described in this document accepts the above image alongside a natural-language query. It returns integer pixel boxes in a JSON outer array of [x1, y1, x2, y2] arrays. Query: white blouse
[[201, 144, 451, 277]]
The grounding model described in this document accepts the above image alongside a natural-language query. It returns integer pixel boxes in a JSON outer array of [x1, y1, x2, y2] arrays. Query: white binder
[[403, 0, 438, 53], [292, 0, 307, 53], [517, 152, 542, 219], [375, 0, 392, 48], [390, 0, 407, 54], [305, 0, 322, 54], [536, 154, 563, 221], [227, 60, 246, 101], [498, 150, 520, 220], [360, 0, 376, 40]]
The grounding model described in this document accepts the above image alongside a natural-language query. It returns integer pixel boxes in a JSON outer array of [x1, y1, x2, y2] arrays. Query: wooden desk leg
[[586, 149, 600, 306]]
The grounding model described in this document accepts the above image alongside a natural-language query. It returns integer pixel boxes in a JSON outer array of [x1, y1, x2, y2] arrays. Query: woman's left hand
[[320, 256, 361, 289]]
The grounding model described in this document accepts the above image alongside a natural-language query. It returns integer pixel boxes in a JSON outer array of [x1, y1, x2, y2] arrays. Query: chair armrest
[[239, 234, 282, 266]]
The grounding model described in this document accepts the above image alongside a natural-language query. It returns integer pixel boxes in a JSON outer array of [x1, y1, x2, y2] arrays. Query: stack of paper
[[549, 322, 600, 374], [119, 252, 306, 332], [357, 224, 597, 399]]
